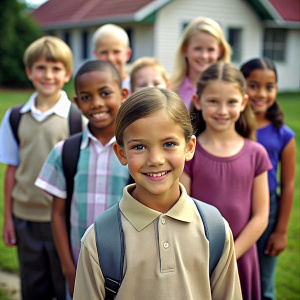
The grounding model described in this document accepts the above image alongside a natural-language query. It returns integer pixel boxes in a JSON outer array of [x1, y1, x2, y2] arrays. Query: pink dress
[[184, 139, 272, 300], [177, 76, 196, 109]]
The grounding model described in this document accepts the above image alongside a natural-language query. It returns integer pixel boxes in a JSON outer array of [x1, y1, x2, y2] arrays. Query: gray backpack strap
[[9, 104, 24, 145], [94, 204, 124, 300], [192, 198, 225, 277]]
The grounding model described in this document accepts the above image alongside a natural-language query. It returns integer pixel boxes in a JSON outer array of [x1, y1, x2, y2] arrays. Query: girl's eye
[[267, 85, 274, 91], [133, 145, 145, 150], [208, 99, 217, 104], [229, 100, 238, 105], [248, 83, 257, 90], [164, 142, 175, 147]]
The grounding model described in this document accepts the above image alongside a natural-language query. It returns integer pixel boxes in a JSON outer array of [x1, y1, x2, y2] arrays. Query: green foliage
[[0, 0, 42, 87]]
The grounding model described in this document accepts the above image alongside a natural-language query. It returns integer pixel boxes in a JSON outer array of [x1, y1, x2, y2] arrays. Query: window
[[82, 30, 88, 59], [263, 28, 287, 61], [64, 31, 71, 47], [228, 28, 242, 62]]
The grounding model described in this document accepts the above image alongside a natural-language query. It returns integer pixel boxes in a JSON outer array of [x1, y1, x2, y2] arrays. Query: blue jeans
[[257, 192, 279, 300]]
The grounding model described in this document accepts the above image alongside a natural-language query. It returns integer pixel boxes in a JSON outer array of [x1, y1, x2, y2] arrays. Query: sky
[[23, 0, 48, 8]]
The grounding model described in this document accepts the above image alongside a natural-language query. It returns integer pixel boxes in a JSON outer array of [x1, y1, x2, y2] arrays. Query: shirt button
[[161, 218, 166, 224], [163, 242, 169, 249]]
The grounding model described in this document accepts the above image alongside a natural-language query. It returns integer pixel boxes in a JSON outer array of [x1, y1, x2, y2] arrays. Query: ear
[[25, 67, 33, 80], [121, 88, 129, 103], [93, 49, 100, 60], [192, 94, 201, 111], [113, 142, 128, 166], [126, 48, 132, 62], [73, 96, 81, 110], [64, 70, 73, 83], [185, 135, 196, 161], [241, 94, 249, 112]]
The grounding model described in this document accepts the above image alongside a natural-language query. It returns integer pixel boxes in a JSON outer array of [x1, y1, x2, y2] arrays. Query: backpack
[[94, 198, 226, 300], [9, 103, 82, 145]]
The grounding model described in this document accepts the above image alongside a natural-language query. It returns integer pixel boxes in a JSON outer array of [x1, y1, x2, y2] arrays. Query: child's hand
[[264, 232, 287, 256], [2, 216, 17, 246]]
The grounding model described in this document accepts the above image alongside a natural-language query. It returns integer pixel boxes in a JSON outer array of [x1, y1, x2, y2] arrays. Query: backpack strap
[[94, 204, 124, 300], [192, 198, 225, 277], [68, 103, 82, 135], [9, 104, 24, 145], [62, 132, 83, 236]]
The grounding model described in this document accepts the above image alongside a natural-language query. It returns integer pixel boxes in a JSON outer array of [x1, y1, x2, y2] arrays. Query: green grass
[[0, 89, 299, 299]]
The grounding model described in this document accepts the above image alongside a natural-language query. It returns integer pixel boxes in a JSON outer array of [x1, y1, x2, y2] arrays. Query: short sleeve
[[253, 143, 273, 177], [35, 140, 67, 199], [0, 108, 19, 165], [280, 125, 295, 151]]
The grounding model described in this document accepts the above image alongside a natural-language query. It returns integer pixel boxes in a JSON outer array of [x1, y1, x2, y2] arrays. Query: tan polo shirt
[[73, 184, 242, 300]]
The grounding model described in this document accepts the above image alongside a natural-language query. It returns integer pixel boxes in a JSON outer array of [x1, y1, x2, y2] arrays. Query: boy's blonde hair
[[115, 87, 194, 147], [171, 16, 232, 91], [130, 57, 169, 92], [92, 24, 129, 50], [23, 36, 73, 74]]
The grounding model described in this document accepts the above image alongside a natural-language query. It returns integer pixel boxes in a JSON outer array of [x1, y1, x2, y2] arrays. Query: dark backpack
[[94, 198, 226, 300], [9, 103, 82, 145]]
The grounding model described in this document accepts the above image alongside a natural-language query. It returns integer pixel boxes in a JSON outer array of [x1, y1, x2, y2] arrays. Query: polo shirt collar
[[119, 183, 195, 231], [20, 90, 71, 118]]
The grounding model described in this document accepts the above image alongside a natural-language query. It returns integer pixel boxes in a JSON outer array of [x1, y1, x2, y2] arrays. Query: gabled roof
[[31, 0, 172, 30], [32, 0, 299, 30], [246, 0, 300, 27]]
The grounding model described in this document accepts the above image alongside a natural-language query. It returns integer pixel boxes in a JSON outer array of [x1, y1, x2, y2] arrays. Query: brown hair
[[115, 87, 194, 147], [191, 62, 256, 140], [23, 36, 73, 74]]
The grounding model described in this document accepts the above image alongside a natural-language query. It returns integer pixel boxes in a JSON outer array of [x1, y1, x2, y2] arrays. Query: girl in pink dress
[[180, 62, 272, 300], [170, 17, 232, 109]]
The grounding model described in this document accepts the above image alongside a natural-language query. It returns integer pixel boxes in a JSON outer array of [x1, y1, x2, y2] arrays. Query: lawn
[[0, 88, 299, 299]]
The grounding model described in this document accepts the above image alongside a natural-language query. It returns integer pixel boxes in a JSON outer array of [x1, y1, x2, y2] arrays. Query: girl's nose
[[147, 149, 164, 166], [217, 104, 227, 114]]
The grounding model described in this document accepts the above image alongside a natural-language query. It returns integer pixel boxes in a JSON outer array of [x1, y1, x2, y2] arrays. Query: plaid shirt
[[35, 126, 130, 262]]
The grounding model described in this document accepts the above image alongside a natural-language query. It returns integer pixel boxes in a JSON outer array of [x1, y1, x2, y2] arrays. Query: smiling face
[[114, 110, 195, 208], [183, 31, 222, 79], [93, 36, 131, 79], [194, 81, 247, 133], [132, 66, 168, 91], [245, 69, 277, 116], [26, 56, 71, 100], [74, 69, 127, 143]]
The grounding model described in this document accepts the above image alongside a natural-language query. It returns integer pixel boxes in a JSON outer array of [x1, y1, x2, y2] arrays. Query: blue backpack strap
[[9, 104, 24, 145], [68, 103, 82, 136], [192, 198, 225, 277], [94, 204, 124, 300], [62, 132, 83, 237]]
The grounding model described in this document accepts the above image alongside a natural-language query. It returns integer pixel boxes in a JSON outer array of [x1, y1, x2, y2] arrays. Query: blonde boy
[[0, 36, 84, 300], [130, 57, 170, 92], [92, 24, 132, 91]]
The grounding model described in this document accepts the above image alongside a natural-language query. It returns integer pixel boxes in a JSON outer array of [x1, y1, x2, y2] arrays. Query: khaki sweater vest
[[12, 112, 71, 222]]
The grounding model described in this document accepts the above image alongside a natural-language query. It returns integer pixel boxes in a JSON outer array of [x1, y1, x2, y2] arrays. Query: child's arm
[[234, 171, 269, 259], [3, 165, 17, 246], [52, 196, 76, 297], [265, 137, 296, 256], [180, 171, 191, 195]]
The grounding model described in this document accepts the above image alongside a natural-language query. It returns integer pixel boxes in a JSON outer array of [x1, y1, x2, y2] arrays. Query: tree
[[0, 0, 42, 87]]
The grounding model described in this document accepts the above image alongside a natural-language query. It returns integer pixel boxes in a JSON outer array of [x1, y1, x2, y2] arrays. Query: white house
[[32, 0, 300, 91]]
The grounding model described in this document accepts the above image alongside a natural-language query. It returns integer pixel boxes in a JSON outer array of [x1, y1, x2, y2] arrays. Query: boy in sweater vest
[[0, 36, 84, 300]]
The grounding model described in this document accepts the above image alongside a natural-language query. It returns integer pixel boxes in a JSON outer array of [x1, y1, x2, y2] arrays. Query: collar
[[20, 90, 71, 118], [119, 183, 195, 231], [80, 125, 116, 150]]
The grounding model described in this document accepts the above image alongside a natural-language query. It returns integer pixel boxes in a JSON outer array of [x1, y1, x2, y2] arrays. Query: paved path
[[0, 269, 20, 300]]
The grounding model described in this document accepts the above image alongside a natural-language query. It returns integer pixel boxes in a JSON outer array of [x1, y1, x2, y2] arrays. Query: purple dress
[[184, 139, 272, 300]]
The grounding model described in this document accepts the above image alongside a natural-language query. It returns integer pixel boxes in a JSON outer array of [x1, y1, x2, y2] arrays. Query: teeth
[[147, 172, 168, 177], [93, 112, 106, 118]]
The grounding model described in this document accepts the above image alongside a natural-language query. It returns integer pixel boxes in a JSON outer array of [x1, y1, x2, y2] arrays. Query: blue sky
[[24, 0, 48, 8]]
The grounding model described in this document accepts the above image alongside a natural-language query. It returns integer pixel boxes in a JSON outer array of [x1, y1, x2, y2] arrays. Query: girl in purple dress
[[241, 58, 296, 300], [180, 62, 272, 300]]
